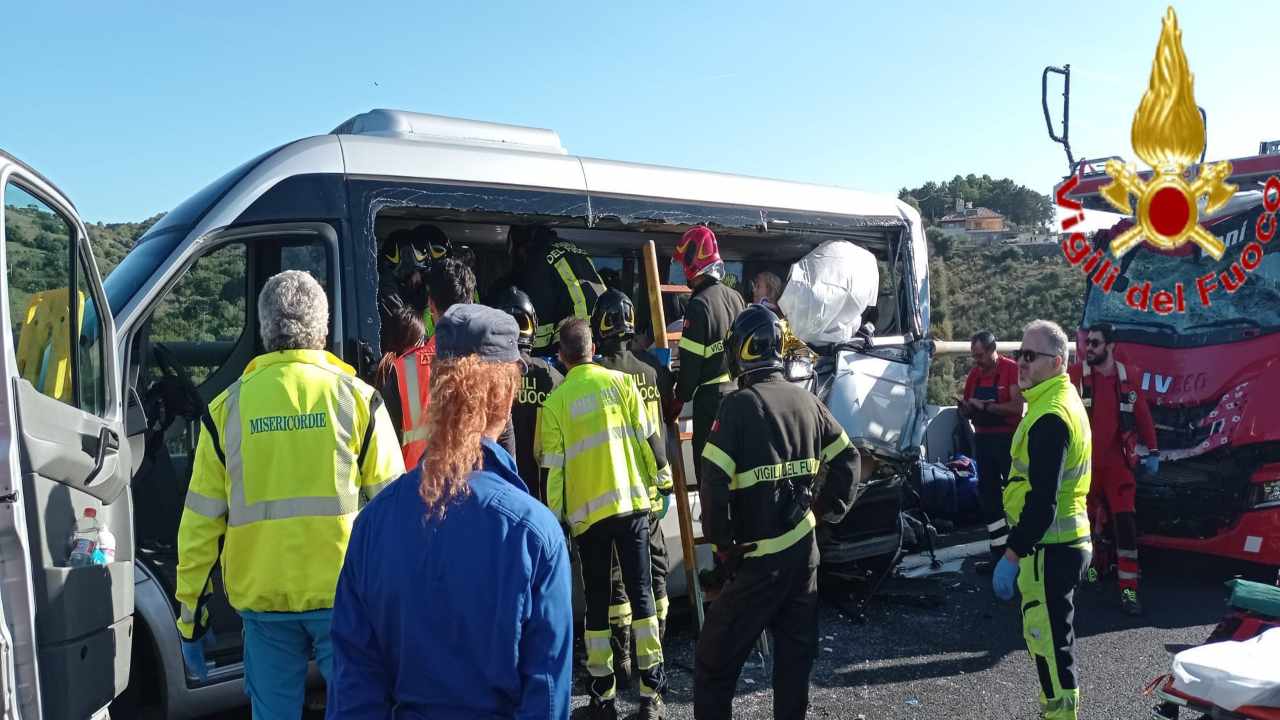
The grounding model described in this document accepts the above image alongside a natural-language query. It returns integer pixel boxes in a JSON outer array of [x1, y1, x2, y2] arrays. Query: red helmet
[[675, 226, 722, 280]]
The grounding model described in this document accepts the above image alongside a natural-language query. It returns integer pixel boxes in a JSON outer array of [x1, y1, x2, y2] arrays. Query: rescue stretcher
[[1149, 581, 1280, 719]]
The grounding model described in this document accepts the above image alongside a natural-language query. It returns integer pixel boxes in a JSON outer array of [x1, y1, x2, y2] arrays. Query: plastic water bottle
[[94, 517, 116, 565], [68, 508, 112, 567]]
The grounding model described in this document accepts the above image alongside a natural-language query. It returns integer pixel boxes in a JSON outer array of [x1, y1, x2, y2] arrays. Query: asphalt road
[[219, 536, 1270, 720]]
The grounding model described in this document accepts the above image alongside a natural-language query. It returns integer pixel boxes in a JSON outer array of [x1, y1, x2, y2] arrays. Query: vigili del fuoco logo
[[1055, 7, 1280, 315]]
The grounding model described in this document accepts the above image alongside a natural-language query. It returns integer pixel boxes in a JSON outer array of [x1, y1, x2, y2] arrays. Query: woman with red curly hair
[[327, 304, 573, 719]]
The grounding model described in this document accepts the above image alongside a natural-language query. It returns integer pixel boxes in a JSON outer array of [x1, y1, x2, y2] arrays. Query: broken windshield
[[1083, 203, 1280, 340]]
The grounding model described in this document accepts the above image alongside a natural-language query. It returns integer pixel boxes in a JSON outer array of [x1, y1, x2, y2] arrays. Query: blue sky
[[2, 1, 1276, 223]]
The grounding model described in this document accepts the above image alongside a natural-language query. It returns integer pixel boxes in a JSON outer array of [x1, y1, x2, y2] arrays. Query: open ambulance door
[[0, 152, 133, 719]]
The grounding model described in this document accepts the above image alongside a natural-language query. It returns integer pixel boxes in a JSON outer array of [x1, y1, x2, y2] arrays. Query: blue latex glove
[[181, 639, 208, 681], [993, 556, 1020, 601], [1142, 455, 1160, 475], [659, 493, 671, 519]]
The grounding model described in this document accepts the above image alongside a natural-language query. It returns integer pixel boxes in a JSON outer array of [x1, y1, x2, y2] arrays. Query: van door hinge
[[0, 493, 17, 503]]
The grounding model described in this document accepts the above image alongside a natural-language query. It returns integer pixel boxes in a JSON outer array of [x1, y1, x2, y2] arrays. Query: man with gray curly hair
[[174, 270, 405, 718], [259, 270, 331, 351]]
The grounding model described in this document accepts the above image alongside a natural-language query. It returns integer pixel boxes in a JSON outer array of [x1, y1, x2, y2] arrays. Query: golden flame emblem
[[1100, 7, 1236, 260]]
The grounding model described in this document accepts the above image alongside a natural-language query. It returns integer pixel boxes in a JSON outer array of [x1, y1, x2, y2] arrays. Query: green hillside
[[927, 228, 1084, 405]]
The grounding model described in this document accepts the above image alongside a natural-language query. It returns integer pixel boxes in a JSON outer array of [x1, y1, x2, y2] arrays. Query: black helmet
[[727, 304, 784, 378], [591, 289, 636, 342], [381, 225, 452, 281], [490, 286, 538, 351]]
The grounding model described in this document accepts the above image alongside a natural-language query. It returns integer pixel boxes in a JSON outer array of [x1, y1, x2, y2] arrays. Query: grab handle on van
[[82, 426, 120, 486]]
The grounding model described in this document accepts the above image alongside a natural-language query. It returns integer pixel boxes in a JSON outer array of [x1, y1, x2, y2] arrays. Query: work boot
[[1121, 588, 1143, 616], [588, 698, 618, 720], [638, 696, 665, 720], [610, 625, 632, 688]]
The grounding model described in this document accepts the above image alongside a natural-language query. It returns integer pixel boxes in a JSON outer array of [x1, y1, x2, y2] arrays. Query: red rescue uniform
[[1069, 362, 1157, 514]]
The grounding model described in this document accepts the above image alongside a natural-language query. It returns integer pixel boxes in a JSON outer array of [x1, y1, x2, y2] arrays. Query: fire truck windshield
[[1083, 205, 1280, 343]]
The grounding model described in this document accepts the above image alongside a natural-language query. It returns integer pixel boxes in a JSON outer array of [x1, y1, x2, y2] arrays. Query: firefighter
[[377, 224, 453, 331], [674, 226, 746, 481], [994, 319, 1093, 720], [504, 226, 607, 355], [541, 318, 672, 720], [490, 285, 564, 501], [592, 289, 676, 687], [695, 304, 862, 720], [1069, 322, 1158, 616], [175, 271, 405, 718]]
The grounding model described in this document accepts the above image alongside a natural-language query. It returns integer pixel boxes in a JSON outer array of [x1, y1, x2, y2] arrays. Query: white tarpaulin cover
[[778, 240, 879, 346], [1171, 627, 1280, 711]]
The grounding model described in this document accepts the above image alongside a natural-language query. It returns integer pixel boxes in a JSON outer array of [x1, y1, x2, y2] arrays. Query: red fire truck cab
[[1067, 155, 1280, 568]]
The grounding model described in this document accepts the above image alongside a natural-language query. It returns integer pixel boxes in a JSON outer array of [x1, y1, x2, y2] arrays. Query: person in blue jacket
[[327, 303, 574, 719]]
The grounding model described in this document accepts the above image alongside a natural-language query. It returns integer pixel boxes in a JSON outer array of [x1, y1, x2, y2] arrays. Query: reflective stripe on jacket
[[394, 343, 433, 468], [540, 363, 659, 536], [1004, 373, 1092, 546], [598, 349, 675, 501], [175, 350, 406, 639]]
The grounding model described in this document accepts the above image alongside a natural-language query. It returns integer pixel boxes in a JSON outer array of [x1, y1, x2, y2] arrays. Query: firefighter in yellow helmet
[[994, 319, 1093, 720], [540, 318, 671, 720], [175, 271, 404, 717]]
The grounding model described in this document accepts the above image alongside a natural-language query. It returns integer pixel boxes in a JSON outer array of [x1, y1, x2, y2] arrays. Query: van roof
[[328, 109, 912, 224]]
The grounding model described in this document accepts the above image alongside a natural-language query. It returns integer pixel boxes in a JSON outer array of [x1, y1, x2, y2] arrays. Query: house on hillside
[[939, 205, 1009, 242]]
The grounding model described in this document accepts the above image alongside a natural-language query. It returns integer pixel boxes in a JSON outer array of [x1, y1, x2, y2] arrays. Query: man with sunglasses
[[1068, 322, 1157, 616], [959, 330, 1024, 573], [994, 320, 1093, 720]]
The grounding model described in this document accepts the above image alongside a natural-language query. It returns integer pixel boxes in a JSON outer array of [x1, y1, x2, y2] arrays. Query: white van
[[0, 110, 931, 718]]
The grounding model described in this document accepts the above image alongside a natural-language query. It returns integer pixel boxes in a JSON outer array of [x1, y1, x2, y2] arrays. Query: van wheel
[[111, 620, 165, 720]]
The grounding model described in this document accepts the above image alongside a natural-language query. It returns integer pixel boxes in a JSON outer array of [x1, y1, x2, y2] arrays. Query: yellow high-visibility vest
[[1004, 372, 1092, 545], [540, 363, 660, 537], [175, 350, 405, 639]]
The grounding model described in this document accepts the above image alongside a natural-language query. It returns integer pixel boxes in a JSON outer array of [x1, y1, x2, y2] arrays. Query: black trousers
[[610, 510, 669, 628], [692, 382, 734, 483], [694, 535, 820, 720], [973, 431, 1014, 559], [1019, 541, 1091, 715], [578, 512, 666, 700]]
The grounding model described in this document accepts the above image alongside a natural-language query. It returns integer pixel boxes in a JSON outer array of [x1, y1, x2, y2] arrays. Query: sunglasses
[[1015, 349, 1057, 363]]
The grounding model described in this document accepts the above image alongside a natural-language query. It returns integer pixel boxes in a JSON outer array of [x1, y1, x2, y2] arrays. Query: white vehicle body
[[1, 110, 931, 717]]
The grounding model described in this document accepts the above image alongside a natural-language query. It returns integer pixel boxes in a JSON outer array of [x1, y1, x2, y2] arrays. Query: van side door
[[0, 152, 133, 719]]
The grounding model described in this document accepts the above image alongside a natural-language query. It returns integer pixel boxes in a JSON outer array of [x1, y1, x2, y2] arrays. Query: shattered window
[[1085, 207, 1280, 337]]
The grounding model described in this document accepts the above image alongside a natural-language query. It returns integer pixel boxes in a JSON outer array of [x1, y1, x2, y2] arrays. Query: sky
[[3, 1, 1278, 223]]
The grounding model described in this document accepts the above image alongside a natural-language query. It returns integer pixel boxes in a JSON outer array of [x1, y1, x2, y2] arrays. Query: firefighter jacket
[[1003, 372, 1093, 553], [598, 347, 675, 502], [175, 350, 405, 640], [514, 238, 606, 353], [540, 363, 665, 537], [676, 280, 746, 402], [511, 353, 564, 502], [699, 373, 861, 562], [393, 341, 434, 469], [1069, 361, 1157, 467]]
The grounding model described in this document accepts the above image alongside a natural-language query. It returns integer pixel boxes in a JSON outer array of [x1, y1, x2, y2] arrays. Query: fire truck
[[1044, 65, 1280, 568]]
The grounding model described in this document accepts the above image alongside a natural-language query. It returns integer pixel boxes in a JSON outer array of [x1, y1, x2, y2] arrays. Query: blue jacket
[[327, 439, 573, 720]]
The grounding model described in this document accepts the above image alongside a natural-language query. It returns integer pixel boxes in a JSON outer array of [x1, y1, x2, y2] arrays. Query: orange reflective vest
[[395, 339, 434, 468]]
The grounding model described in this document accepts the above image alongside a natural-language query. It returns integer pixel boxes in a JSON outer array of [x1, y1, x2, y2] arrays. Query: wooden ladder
[[640, 240, 726, 632]]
